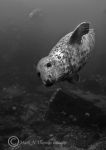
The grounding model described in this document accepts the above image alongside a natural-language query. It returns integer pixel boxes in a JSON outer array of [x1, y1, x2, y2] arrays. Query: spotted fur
[[36, 22, 95, 86]]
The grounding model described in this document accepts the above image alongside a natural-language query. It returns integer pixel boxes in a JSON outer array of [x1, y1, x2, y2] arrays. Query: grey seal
[[36, 22, 95, 86]]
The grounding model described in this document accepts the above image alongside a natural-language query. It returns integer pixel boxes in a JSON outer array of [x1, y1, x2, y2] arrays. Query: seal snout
[[44, 79, 53, 87], [36, 65, 54, 87]]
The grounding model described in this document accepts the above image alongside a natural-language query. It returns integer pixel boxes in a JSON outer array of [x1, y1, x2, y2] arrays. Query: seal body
[[36, 22, 95, 86]]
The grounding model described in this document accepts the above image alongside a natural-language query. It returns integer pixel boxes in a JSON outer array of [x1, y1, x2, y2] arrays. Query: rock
[[46, 88, 106, 128], [44, 88, 106, 149], [5, 87, 106, 150]]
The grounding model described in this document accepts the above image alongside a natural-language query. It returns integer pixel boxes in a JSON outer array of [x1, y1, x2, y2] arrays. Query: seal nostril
[[37, 72, 40, 77]]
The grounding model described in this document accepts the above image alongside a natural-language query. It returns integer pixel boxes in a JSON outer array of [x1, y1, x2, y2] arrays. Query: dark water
[[0, 0, 106, 150], [0, 0, 106, 76]]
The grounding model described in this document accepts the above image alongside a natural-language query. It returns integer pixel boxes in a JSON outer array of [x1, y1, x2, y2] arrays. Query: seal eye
[[46, 62, 52, 68]]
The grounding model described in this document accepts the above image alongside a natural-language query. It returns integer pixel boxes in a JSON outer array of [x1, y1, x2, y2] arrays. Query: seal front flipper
[[69, 22, 90, 45], [67, 73, 80, 84]]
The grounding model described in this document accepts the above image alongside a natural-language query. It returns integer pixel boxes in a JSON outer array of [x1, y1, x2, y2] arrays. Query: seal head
[[36, 54, 68, 86]]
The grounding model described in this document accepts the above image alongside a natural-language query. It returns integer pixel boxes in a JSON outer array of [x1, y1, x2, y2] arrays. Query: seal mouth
[[44, 80, 54, 87]]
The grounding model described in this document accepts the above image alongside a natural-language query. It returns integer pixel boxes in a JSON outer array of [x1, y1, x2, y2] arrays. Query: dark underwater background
[[0, 0, 106, 150]]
